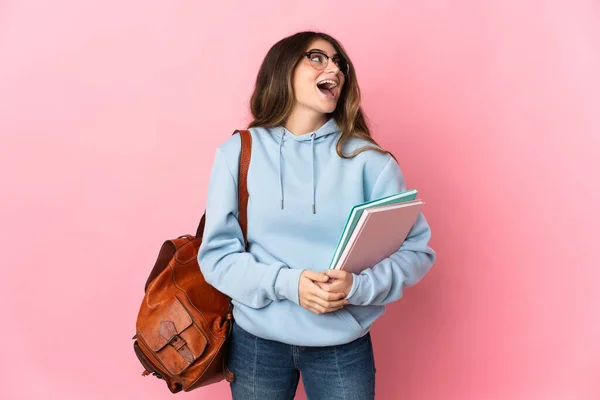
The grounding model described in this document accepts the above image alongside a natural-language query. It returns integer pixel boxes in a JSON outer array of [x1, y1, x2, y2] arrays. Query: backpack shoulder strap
[[234, 129, 252, 249]]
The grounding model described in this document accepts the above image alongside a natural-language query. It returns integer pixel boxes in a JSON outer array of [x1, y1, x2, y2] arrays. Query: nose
[[325, 61, 341, 75]]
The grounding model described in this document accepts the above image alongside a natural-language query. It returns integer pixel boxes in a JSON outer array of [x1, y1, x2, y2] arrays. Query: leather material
[[133, 129, 252, 393], [237, 129, 251, 246]]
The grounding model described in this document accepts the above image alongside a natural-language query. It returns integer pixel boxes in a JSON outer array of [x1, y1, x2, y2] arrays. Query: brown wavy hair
[[248, 31, 394, 160]]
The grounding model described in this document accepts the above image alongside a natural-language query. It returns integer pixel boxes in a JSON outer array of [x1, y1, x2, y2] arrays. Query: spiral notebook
[[330, 199, 423, 274]]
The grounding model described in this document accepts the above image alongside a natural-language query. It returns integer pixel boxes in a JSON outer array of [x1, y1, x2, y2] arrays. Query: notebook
[[331, 200, 423, 274], [327, 189, 418, 270]]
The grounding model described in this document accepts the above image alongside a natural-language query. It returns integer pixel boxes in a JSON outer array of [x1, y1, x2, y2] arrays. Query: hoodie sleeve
[[197, 147, 304, 309], [344, 157, 436, 306]]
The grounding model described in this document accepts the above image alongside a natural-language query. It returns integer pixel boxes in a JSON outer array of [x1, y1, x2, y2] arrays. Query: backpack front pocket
[[138, 296, 208, 375]]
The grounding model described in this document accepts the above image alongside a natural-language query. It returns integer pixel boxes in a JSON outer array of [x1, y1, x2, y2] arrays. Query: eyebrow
[[307, 48, 340, 58]]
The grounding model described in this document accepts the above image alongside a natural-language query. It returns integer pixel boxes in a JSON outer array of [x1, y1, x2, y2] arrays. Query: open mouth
[[316, 79, 338, 100]]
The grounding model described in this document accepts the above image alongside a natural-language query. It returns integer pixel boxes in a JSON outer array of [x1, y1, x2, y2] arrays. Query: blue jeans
[[227, 321, 376, 399]]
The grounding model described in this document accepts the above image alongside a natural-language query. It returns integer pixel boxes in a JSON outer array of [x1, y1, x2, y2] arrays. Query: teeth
[[317, 79, 338, 89]]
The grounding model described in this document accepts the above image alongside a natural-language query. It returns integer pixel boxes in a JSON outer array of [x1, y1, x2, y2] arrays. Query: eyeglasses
[[304, 50, 350, 76]]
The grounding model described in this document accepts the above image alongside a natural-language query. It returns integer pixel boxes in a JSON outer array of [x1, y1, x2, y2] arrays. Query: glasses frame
[[303, 50, 350, 76]]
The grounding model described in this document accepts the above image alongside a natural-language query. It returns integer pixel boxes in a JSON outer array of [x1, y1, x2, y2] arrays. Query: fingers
[[317, 280, 344, 292], [309, 284, 346, 302], [322, 269, 348, 280], [310, 295, 347, 310], [301, 271, 345, 300], [304, 303, 345, 315], [302, 270, 329, 283], [304, 286, 347, 315], [301, 296, 347, 315]]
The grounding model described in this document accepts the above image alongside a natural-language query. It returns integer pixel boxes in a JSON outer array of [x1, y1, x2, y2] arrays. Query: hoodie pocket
[[335, 307, 365, 336]]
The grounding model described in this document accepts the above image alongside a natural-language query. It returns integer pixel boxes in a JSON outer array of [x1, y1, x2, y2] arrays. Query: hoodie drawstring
[[311, 133, 316, 214], [279, 129, 285, 209], [278, 128, 318, 214]]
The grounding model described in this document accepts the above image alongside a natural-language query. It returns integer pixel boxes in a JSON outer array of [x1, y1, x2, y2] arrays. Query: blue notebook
[[327, 189, 418, 269]]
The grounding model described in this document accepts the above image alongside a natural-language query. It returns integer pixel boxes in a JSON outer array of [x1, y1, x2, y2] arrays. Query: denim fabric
[[228, 321, 376, 399]]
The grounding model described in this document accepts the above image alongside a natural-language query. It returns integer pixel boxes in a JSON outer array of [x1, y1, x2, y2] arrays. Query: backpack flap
[[138, 296, 208, 376]]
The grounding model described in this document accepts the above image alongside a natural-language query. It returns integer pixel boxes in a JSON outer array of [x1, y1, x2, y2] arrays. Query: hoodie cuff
[[274, 268, 304, 305], [344, 273, 363, 304]]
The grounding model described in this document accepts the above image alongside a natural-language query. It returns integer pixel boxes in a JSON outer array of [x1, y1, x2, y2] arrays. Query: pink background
[[1, 1, 599, 399]]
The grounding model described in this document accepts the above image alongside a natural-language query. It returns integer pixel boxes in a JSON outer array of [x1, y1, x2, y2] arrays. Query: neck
[[284, 106, 328, 136]]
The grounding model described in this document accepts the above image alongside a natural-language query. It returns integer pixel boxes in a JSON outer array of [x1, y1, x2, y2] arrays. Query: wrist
[[344, 273, 360, 302]]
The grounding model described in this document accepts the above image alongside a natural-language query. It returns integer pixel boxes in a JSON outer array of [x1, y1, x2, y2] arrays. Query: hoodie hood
[[274, 117, 342, 214], [276, 116, 342, 142]]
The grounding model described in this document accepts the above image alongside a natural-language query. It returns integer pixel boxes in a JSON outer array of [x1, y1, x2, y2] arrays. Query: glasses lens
[[308, 52, 327, 70], [335, 57, 349, 75]]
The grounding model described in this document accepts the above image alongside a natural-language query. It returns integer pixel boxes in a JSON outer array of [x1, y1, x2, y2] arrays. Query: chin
[[316, 102, 338, 114], [303, 97, 339, 115]]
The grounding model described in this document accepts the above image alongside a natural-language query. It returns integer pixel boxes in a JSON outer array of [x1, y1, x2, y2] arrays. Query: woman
[[198, 31, 436, 399]]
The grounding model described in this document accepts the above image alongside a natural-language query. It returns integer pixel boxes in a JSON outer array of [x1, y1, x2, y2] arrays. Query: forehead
[[305, 38, 338, 56]]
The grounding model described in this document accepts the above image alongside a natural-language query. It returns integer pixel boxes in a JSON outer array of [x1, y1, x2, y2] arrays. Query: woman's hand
[[298, 270, 348, 314], [317, 269, 353, 298]]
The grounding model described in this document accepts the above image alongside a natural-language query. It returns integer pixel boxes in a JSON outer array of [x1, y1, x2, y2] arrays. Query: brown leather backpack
[[132, 129, 251, 393]]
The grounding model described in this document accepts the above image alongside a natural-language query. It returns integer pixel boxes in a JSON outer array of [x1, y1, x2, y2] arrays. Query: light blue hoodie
[[198, 117, 435, 346]]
